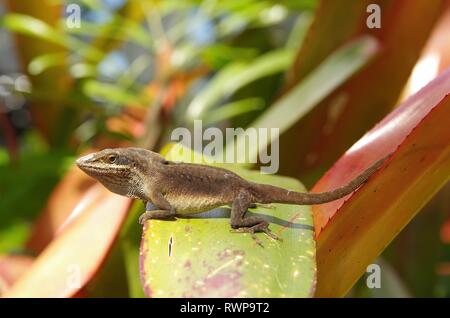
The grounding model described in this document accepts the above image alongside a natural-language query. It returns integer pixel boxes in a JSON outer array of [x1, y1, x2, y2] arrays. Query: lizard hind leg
[[230, 190, 280, 246]]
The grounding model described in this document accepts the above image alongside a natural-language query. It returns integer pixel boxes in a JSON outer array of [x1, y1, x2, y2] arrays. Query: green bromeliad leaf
[[139, 143, 316, 297]]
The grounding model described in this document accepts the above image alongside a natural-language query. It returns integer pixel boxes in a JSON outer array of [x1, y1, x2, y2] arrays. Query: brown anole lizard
[[76, 147, 388, 244]]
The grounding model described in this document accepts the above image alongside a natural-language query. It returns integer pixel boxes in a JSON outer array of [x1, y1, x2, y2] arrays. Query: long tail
[[252, 155, 390, 205]]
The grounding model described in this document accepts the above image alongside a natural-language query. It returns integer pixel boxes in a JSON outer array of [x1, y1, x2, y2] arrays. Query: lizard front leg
[[230, 190, 280, 246], [139, 190, 176, 225]]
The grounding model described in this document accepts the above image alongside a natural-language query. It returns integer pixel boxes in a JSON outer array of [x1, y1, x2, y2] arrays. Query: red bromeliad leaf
[[4, 186, 131, 297], [26, 167, 96, 253], [0, 255, 34, 294], [26, 148, 132, 253], [312, 69, 450, 297]]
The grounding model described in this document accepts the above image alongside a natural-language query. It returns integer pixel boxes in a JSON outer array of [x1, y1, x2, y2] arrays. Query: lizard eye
[[107, 155, 117, 163]]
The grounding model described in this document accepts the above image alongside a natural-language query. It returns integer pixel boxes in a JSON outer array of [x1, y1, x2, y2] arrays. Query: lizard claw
[[231, 223, 282, 247], [231, 228, 264, 247], [139, 212, 151, 225], [252, 233, 264, 247], [252, 222, 282, 242], [262, 227, 282, 242]]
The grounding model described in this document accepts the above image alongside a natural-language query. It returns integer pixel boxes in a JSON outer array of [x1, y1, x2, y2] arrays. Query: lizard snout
[[76, 153, 95, 167]]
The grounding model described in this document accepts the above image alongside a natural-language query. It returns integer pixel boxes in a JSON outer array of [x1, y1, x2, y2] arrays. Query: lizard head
[[76, 147, 163, 199]]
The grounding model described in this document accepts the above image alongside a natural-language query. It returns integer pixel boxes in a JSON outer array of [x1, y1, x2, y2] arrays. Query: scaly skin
[[76, 147, 388, 244]]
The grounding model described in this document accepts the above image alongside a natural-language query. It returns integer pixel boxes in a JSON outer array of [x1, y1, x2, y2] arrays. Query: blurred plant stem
[[5, 0, 73, 147], [91, 0, 145, 53], [137, 85, 165, 150], [0, 101, 18, 160]]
